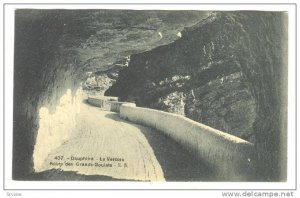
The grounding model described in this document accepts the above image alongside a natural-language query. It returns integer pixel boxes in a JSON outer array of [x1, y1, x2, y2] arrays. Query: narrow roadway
[[39, 101, 212, 181]]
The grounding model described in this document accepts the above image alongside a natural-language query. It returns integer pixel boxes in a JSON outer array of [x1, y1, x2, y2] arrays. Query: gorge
[[13, 10, 287, 181]]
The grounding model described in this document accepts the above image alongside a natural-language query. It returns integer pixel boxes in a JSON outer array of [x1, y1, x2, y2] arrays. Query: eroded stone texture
[[13, 10, 287, 181], [107, 11, 288, 172]]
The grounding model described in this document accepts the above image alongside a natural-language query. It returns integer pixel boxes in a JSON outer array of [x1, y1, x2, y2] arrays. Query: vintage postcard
[[2, 2, 297, 194]]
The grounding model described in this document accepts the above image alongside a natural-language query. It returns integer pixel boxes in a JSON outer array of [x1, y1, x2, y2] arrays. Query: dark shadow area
[[82, 99, 94, 106], [103, 111, 123, 121], [104, 113, 215, 181]]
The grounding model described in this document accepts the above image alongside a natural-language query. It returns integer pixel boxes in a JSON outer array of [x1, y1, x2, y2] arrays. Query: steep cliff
[[107, 11, 288, 180], [13, 10, 287, 181]]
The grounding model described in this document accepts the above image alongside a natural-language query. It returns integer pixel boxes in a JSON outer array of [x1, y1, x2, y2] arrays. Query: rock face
[[13, 10, 287, 181], [13, 9, 209, 179], [107, 11, 288, 179]]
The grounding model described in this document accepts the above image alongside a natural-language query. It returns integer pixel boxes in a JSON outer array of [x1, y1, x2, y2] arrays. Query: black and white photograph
[[1, 1, 298, 197]]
